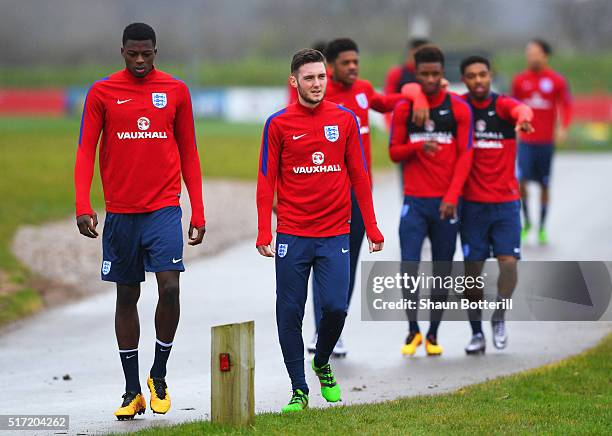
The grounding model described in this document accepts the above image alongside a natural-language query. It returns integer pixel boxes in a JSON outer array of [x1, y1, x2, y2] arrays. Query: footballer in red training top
[[459, 55, 534, 355], [511, 39, 572, 244], [389, 45, 473, 358], [74, 23, 205, 420], [304, 37, 428, 357], [256, 48, 383, 413]]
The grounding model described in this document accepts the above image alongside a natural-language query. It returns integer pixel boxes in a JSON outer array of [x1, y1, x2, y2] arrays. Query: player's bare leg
[[147, 270, 180, 414]]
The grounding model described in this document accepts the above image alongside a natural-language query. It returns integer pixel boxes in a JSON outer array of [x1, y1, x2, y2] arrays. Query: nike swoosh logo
[[117, 99, 132, 105], [439, 110, 450, 115], [292, 134, 307, 140], [172, 258, 182, 264], [160, 348, 170, 352], [126, 354, 136, 359], [449, 218, 459, 224], [342, 248, 349, 253], [488, 111, 496, 116]]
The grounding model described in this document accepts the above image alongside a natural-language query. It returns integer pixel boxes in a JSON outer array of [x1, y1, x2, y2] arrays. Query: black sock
[[150, 339, 173, 379], [119, 349, 141, 393]]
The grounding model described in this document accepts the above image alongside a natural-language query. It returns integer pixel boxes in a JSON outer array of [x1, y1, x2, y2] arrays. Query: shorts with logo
[[399, 196, 460, 262], [517, 142, 554, 186], [460, 200, 521, 261], [101, 206, 184, 284]]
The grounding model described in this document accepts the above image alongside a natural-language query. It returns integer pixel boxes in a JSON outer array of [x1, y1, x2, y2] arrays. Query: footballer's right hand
[[257, 244, 275, 257], [76, 212, 99, 238]]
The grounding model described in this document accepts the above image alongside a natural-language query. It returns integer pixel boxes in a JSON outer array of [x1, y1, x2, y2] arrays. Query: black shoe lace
[[152, 378, 167, 400], [317, 364, 336, 387], [121, 391, 139, 407], [289, 390, 306, 405]]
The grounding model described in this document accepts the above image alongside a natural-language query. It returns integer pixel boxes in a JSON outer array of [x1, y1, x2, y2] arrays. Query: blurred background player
[[459, 55, 534, 354], [256, 49, 384, 412], [74, 23, 206, 420], [389, 45, 473, 357], [512, 39, 572, 244], [383, 37, 430, 128], [306, 37, 428, 357], [287, 41, 328, 104]]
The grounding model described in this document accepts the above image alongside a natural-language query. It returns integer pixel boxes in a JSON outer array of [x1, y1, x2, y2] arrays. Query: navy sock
[[540, 204, 548, 230], [522, 199, 530, 227], [427, 321, 440, 338], [119, 349, 141, 393], [150, 339, 173, 379], [409, 321, 420, 334], [468, 307, 483, 334]]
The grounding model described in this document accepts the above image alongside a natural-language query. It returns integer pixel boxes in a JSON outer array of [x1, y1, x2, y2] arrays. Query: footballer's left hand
[[188, 224, 206, 246]]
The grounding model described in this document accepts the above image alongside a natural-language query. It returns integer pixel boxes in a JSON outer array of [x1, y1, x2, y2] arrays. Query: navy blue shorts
[[460, 200, 521, 261], [101, 206, 184, 284], [518, 142, 554, 186], [399, 196, 460, 262]]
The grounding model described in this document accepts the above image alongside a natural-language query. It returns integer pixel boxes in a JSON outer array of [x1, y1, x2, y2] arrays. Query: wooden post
[[211, 321, 255, 426]]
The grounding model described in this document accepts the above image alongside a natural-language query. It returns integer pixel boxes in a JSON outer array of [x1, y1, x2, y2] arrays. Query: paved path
[[1, 154, 611, 435]]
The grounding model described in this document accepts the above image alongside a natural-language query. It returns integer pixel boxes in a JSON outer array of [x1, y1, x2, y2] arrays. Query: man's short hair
[[291, 48, 326, 74], [530, 38, 552, 56], [122, 23, 156, 47], [326, 38, 359, 63], [460, 55, 490, 75], [414, 45, 445, 67], [291, 48, 325, 74]]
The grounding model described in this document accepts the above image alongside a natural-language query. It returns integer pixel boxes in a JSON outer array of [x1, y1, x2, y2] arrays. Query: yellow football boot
[[114, 392, 146, 420], [147, 376, 171, 414], [425, 335, 444, 356], [400, 332, 422, 356]]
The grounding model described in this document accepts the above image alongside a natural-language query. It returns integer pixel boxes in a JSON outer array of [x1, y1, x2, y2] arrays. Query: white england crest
[[324, 125, 339, 142], [355, 92, 369, 109], [152, 92, 167, 108], [277, 243, 288, 258], [102, 260, 112, 275]]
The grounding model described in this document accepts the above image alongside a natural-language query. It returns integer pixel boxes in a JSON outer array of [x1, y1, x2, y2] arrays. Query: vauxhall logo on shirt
[[409, 119, 453, 144], [116, 116, 168, 140], [292, 151, 342, 174]]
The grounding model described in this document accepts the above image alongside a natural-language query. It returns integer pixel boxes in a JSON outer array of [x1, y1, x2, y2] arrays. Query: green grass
[[0, 288, 43, 326], [1, 52, 611, 92], [123, 332, 612, 435]]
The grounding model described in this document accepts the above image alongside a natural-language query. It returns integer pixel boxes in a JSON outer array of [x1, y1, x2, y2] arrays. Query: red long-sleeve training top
[[256, 100, 383, 246], [388, 90, 474, 205], [74, 68, 205, 227]]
